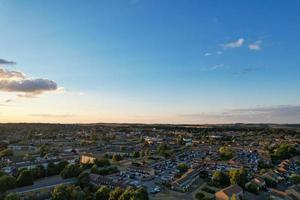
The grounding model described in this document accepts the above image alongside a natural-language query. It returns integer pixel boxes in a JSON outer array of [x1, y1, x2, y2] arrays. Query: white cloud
[[211, 64, 224, 70], [248, 40, 262, 51], [201, 64, 224, 71], [0, 67, 58, 97], [0, 58, 59, 97], [0, 68, 25, 80], [222, 38, 245, 49], [204, 51, 223, 57], [0, 78, 58, 94]]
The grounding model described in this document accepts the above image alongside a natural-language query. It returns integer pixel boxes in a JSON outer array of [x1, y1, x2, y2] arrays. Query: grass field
[[151, 178, 208, 200], [151, 188, 193, 200], [190, 182, 218, 200]]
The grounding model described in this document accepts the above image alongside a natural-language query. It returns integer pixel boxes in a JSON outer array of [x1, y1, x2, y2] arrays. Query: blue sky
[[0, 0, 300, 123]]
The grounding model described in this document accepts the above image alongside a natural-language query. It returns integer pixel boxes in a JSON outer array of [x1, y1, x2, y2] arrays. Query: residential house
[[269, 189, 292, 200], [171, 169, 200, 192], [286, 185, 300, 200], [80, 153, 97, 164], [246, 177, 266, 191], [8, 144, 38, 151], [215, 184, 243, 200]]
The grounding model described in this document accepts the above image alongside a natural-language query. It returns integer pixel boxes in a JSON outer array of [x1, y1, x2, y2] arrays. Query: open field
[[151, 188, 193, 200]]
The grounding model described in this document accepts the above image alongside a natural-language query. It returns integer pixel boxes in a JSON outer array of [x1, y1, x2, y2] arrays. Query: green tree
[[96, 186, 110, 200], [47, 162, 57, 176], [145, 149, 150, 156], [157, 143, 170, 157], [60, 164, 82, 179], [219, 146, 233, 160], [0, 175, 17, 192], [31, 165, 46, 179], [91, 163, 98, 172], [0, 171, 5, 176], [70, 186, 86, 200], [56, 161, 69, 173], [177, 163, 188, 173], [212, 171, 230, 187], [4, 193, 20, 200], [140, 137, 145, 143], [264, 177, 277, 188], [109, 187, 123, 200], [132, 187, 149, 200], [91, 132, 98, 141], [96, 166, 119, 176], [132, 151, 140, 158], [231, 193, 238, 200], [39, 144, 50, 157], [17, 169, 33, 187], [95, 158, 110, 167], [0, 148, 13, 158], [271, 144, 298, 161], [120, 146, 126, 151], [238, 168, 247, 186], [112, 154, 123, 162], [15, 168, 26, 178], [78, 172, 90, 188], [52, 184, 71, 200], [246, 183, 258, 194], [195, 192, 205, 200], [290, 173, 300, 184], [229, 168, 246, 187], [177, 136, 184, 145], [119, 187, 135, 200], [141, 150, 145, 157]]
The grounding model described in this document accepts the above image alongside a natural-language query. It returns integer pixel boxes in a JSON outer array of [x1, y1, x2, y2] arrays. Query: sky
[[0, 0, 300, 124]]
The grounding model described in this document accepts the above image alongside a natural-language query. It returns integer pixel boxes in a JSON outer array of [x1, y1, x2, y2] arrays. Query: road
[[8, 175, 77, 194]]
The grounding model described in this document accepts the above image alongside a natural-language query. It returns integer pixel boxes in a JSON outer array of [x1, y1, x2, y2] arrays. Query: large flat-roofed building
[[126, 164, 155, 177], [89, 173, 126, 189]]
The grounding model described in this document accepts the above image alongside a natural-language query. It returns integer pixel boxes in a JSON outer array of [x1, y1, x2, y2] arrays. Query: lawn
[[191, 182, 219, 200], [151, 188, 193, 200]]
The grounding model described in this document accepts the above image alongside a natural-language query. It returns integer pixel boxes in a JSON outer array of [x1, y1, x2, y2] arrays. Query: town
[[0, 123, 300, 200]]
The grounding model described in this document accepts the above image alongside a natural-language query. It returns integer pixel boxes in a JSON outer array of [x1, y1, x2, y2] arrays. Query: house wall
[[80, 155, 96, 164]]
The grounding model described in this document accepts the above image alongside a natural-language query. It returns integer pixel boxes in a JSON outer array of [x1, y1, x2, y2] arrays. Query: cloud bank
[[0, 59, 16, 65], [0, 68, 25, 79], [0, 78, 58, 94], [0, 59, 59, 97], [179, 105, 300, 124]]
